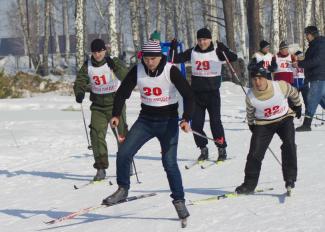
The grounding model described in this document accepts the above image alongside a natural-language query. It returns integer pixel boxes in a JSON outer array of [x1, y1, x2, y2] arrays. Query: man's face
[[197, 38, 212, 51], [92, 50, 106, 62], [280, 48, 289, 56], [143, 56, 162, 72], [305, 33, 314, 42], [261, 46, 270, 54], [252, 76, 268, 91]]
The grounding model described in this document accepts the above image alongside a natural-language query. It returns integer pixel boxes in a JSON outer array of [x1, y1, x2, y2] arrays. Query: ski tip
[[73, 185, 79, 190], [109, 180, 113, 186], [185, 166, 189, 169], [44, 220, 55, 225]]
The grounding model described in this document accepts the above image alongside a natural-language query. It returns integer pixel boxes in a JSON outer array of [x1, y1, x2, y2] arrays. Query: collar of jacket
[[194, 42, 214, 53], [90, 56, 107, 67], [141, 55, 167, 77]]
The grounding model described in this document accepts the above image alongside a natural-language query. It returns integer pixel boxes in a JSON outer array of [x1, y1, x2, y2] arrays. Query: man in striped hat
[[102, 40, 194, 222]]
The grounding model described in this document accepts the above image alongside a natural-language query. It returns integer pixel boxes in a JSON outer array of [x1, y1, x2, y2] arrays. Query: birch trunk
[[278, 0, 287, 41], [294, 0, 304, 49], [144, 0, 151, 40], [304, 0, 313, 51], [271, 0, 279, 53], [185, 0, 195, 47], [247, 0, 260, 58], [208, 0, 219, 40], [75, 0, 85, 70], [108, 0, 118, 57], [63, 0, 70, 62], [129, 0, 140, 51], [315, 0, 324, 35], [43, 0, 51, 75], [165, 0, 174, 40], [156, 0, 161, 33], [239, 0, 247, 58]]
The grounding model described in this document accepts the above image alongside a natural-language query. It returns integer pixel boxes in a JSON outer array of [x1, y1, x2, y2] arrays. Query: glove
[[170, 38, 178, 50], [256, 61, 264, 69], [292, 105, 302, 119], [216, 41, 229, 52], [248, 124, 255, 133], [75, 92, 85, 103]]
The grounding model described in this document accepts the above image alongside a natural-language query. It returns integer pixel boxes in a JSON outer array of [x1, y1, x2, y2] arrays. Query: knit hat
[[259, 40, 270, 50], [197, 28, 212, 39], [279, 40, 289, 50], [150, 30, 161, 41], [304, 26, 319, 35], [250, 67, 269, 79], [91, 38, 106, 52], [142, 40, 162, 57]]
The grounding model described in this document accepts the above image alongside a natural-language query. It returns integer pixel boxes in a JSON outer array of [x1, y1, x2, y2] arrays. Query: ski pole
[[222, 51, 281, 167], [80, 103, 92, 150], [113, 127, 141, 184], [190, 129, 223, 145], [222, 51, 247, 95]]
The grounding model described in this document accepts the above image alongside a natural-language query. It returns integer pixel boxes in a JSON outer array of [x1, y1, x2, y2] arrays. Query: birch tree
[[278, 0, 287, 41], [271, 0, 279, 53], [75, 0, 85, 70], [208, 0, 219, 41], [144, 0, 151, 40], [238, 0, 247, 58], [43, 0, 51, 75], [165, 0, 174, 40], [108, 0, 118, 57], [156, 0, 161, 33], [304, 0, 313, 50], [315, 0, 324, 35], [129, 0, 140, 51], [63, 0, 70, 63], [294, 0, 304, 49], [185, 0, 195, 47]]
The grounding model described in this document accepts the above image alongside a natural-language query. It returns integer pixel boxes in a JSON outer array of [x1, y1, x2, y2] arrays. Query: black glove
[[170, 38, 178, 50], [292, 105, 302, 119], [256, 61, 264, 69], [216, 41, 229, 52], [248, 124, 255, 133], [75, 92, 85, 104]]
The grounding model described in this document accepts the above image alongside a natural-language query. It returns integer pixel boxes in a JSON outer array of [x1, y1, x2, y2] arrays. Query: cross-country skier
[[247, 40, 277, 80], [102, 41, 194, 222], [169, 28, 237, 162], [235, 68, 302, 194], [74, 38, 128, 181]]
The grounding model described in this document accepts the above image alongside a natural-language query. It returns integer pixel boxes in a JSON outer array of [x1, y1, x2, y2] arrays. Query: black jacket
[[112, 55, 194, 121], [171, 42, 237, 92], [298, 36, 325, 81]]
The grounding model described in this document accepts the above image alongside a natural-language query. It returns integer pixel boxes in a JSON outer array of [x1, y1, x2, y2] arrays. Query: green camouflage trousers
[[89, 104, 128, 169]]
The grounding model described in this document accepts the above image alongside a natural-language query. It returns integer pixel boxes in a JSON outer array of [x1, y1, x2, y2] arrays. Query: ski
[[44, 193, 157, 225], [185, 160, 204, 170], [188, 187, 274, 205], [73, 178, 113, 190], [315, 116, 325, 122], [200, 158, 233, 169]]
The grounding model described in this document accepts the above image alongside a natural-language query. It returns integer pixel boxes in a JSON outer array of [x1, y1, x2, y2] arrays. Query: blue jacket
[[298, 36, 325, 81]]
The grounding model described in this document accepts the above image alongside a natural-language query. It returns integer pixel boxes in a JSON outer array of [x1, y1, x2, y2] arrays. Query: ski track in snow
[[0, 82, 324, 232]]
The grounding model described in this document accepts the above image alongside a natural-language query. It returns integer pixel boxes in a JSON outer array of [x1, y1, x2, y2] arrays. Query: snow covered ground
[[0, 82, 324, 232]]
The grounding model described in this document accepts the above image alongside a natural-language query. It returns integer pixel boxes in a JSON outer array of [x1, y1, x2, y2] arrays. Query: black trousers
[[191, 89, 227, 148], [244, 117, 297, 188]]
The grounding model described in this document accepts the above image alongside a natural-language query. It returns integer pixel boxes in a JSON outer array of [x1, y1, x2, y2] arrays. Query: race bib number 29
[[196, 61, 210, 70]]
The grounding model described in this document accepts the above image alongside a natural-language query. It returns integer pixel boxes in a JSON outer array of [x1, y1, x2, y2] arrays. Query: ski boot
[[217, 147, 227, 161], [173, 199, 190, 228], [285, 180, 295, 196], [93, 169, 106, 181], [235, 183, 255, 194], [102, 186, 128, 205], [197, 147, 209, 161]]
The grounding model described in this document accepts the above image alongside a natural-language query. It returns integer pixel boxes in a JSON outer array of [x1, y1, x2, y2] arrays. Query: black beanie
[[91, 39, 106, 52], [197, 28, 212, 39], [259, 40, 270, 50], [279, 40, 289, 50]]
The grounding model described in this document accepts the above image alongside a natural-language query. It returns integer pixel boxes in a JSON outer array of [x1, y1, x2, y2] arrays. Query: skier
[[102, 41, 194, 222], [74, 38, 128, 181], [293, 51, 309, 109], [170, 28, 237, 162], [293, 26, 325, 131], [273, 41, 296, 84], [247, 40, 277, 80], [235, 68, 302, 194]]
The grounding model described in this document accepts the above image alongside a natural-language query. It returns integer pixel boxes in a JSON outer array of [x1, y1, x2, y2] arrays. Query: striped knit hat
[[142, 40, 162, 57]]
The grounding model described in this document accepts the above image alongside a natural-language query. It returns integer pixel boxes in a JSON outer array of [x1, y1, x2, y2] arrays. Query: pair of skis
[[185, 158, 231, 170], [73, 178, 113, 190]]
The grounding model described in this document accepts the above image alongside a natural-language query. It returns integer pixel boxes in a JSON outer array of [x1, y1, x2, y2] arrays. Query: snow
[[0, 82, 325, 232]]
